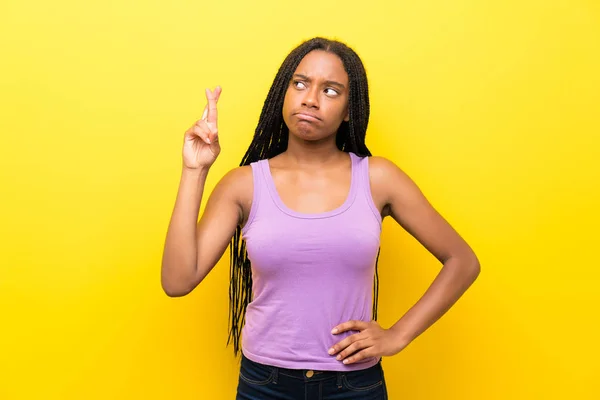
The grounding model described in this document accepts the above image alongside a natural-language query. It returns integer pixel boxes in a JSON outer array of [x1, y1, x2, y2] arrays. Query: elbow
[[161, 268, 198, 297], [466, 254, 481, 281], [447, 251, 481, 282], [162, 284, 191, 297]]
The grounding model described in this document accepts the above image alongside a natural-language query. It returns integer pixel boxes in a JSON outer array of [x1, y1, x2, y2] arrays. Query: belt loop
[[272, 367, 279, 384], [336, 371, 342, 388]]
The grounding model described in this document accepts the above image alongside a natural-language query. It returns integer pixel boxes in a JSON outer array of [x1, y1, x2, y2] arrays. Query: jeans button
[[306, 370, 314, 378]]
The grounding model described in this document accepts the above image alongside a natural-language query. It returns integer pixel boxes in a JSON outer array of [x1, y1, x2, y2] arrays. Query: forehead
[[294, 50, 348, 84]]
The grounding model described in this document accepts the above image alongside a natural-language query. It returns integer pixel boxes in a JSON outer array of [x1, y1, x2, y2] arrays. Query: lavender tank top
[[240, 152, 382, 371]]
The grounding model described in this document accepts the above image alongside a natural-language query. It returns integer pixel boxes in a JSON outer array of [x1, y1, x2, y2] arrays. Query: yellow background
[[1, 0, 598, 398]]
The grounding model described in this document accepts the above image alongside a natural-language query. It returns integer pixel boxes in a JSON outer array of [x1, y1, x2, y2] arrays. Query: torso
[[238, 151, 384, 371]]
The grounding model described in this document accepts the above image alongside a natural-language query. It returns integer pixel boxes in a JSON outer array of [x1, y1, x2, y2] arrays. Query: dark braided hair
[[227, 37, 380, 356]]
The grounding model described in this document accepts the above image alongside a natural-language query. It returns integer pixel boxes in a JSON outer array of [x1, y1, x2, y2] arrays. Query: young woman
[[161, 37, 480, 399]]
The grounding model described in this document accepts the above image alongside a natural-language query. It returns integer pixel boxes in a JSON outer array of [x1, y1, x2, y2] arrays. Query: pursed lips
[[295, 112, 321, 122]]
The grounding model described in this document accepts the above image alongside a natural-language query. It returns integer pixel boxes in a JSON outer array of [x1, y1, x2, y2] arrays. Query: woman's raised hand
[[182, 86, 222, 170]]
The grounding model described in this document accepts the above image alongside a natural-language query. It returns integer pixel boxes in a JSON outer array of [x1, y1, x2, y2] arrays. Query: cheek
[[325, 101, 348, 123], [282, 90, 295, 126], [282, 89, 295, 113]]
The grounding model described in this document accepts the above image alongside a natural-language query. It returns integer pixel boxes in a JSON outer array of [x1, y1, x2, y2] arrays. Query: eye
[[293, 80, 306, 89], [324, 88, 339, 96]]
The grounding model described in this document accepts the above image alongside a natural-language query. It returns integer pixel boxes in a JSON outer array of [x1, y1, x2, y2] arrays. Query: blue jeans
[[236, 353, 388, 399]]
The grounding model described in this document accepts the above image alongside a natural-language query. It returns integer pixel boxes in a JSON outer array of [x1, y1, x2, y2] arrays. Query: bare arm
[[161, 85, 248, 296], [370, 156, 481, 345], [160, 165, 247, 297]]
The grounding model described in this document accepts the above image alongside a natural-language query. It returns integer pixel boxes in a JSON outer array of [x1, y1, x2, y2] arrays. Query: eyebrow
[[293, 74, 346, 90]]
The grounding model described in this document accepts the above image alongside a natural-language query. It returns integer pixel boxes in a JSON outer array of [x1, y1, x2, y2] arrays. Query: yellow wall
[[1, 0, 598, 399]]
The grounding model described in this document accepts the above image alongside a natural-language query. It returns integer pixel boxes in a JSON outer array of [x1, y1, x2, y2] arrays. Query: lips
[[294, 112, 321, 122]]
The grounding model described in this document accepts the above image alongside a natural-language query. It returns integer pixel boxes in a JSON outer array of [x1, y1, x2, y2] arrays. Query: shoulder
[[209, 165, 254, 205], [367, 155, 414, 190], [220, 164, 253, 183], [366, 155, 425, 209], [207, 165, 254, 224], [215, 164, 254, 196], [366, 155, 398, 178]]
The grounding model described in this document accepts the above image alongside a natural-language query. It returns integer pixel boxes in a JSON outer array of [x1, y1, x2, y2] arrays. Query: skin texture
[[161, 49, 480, 367]]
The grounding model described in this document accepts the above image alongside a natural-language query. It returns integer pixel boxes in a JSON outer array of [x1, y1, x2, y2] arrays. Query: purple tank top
[[240, 152, 382, 371]]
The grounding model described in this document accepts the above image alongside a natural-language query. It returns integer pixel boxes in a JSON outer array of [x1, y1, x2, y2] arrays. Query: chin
[[291, 130, 332, 143], [292, 122, 319, 136], [285, 117, 332, 142]]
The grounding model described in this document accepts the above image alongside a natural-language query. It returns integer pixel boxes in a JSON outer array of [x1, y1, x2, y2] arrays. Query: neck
[[283, 135, 345, 167]]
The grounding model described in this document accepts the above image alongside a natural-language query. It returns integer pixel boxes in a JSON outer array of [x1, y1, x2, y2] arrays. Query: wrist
[[182, 166, 209, 179], [388, 323, 414, 350]]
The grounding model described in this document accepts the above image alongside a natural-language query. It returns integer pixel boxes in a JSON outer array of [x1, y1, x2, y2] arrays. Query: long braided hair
[[227, 37, 381, 356]]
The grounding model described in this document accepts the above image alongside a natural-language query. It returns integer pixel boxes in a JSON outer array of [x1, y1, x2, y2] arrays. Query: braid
[[227, 37, 381, 356]]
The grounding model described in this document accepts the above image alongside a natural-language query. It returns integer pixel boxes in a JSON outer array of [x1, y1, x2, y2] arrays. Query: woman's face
[[282, 50, 350, 142]]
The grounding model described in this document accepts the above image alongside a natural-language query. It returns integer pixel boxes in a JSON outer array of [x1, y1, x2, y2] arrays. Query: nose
[[301, 86, 319, 109]]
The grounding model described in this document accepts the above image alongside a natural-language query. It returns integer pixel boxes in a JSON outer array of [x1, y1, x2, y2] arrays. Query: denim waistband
[[241, 353, 381, 384]]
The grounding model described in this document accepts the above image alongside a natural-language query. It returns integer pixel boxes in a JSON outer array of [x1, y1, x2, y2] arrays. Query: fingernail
[[331, 328, 338, 334], [328, 348, 334, 355], [205, 138, 211, 144], [336, 355, 342, 360], [343, 359, 349, 364]]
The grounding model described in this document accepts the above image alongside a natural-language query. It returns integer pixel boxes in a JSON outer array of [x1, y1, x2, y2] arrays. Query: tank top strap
[[351, 152, 382, 226], [254, 158, 270, 183], [349, 151, 360, 183], [242, 159, 272, 237]]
